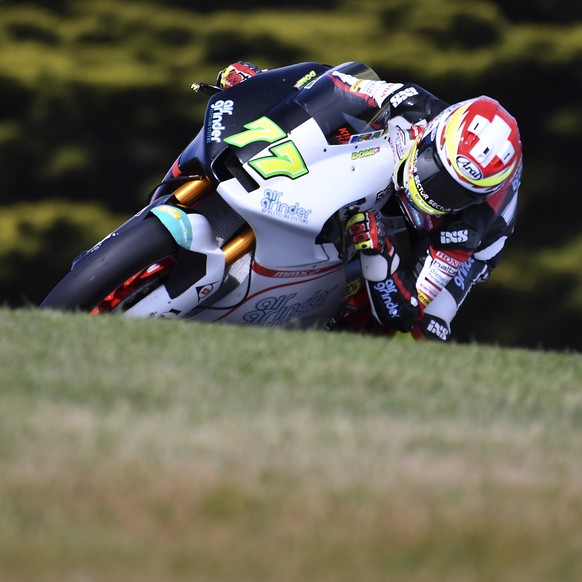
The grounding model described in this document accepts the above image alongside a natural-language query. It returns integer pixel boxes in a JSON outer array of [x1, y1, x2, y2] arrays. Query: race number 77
[[224, 116, 308, 180]]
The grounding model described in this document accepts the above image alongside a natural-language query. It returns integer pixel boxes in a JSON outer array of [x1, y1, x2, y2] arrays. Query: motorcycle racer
[[217, 62, 523, 341]]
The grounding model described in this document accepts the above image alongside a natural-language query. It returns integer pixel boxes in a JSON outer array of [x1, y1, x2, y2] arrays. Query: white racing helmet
[[403, 96, 522, 215]]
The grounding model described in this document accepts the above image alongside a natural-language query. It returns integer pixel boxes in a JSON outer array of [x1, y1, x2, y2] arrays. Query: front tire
[[40, 216, 177, 312]]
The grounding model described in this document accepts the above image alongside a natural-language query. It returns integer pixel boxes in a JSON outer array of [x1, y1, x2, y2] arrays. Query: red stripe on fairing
[[171, 159, 181, 177], [252, 262, 343, 278], [214, 265, 343, 321]]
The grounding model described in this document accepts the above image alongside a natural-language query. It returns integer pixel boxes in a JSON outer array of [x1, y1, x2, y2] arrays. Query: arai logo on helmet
[[456, 155, 483, 180]]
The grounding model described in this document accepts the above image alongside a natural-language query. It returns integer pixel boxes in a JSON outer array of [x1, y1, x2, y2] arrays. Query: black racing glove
[[346, 211, 386, 254], [366, 269, 423, 332], [346, 210, 400, 281]]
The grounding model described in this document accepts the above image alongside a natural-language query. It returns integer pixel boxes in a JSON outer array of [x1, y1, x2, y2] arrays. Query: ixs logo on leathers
[[207, 99, 234, 143], [389, 86, 419, 108], [440, 229, 469, 245], [427, 318, 449, 340], [260, 189, 312, 223]]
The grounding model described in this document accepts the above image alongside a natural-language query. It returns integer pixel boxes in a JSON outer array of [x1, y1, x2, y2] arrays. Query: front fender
[[150, 205, 214, 251], [146, 204, 226, 305]]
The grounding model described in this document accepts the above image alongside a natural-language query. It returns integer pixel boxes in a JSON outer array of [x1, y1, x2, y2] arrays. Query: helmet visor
[[408, 133, 485, 214]]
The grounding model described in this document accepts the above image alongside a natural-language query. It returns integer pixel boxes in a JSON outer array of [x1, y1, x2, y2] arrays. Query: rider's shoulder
[[386, 81, 449, 124]]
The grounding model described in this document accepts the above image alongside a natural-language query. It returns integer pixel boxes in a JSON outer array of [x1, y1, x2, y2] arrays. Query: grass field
[[1, 308, 581, 581]]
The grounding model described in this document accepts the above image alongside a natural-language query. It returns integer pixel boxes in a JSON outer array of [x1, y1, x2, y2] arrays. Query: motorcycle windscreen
[[292, 61, 390, 145]]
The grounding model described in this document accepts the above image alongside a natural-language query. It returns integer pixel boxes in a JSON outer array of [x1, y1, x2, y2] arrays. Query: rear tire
[[40, 216, 177, 312]]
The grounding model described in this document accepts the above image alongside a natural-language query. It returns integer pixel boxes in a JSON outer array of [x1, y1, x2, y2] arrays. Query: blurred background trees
[[0, 0, 580, 350]]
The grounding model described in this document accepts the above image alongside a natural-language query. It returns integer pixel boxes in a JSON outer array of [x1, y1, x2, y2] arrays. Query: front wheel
[[40, 216, 178, 313]]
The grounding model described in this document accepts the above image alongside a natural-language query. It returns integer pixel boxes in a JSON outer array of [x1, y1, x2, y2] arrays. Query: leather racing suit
[[328, 71, 522, 341]]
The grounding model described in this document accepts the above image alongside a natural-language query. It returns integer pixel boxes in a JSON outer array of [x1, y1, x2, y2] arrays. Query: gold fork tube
[[171, 177, 255, 266], [173, 177, 212, 205], [221, 226, 256, 266]]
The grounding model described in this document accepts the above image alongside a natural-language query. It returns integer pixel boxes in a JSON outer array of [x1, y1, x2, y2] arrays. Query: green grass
[[1, 308, 581, 581]]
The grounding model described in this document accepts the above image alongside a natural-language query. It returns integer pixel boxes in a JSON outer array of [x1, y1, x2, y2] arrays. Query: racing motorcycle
[[41, 61, 407, 329]]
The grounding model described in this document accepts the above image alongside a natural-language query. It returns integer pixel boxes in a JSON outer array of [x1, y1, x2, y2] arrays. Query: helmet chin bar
[[404, 140, 449, 215]]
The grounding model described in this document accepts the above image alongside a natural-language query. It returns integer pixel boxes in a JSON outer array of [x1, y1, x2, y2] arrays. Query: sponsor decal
[[197, 283, 215, 301], [434, 249, 463, 268], [393, 124, 423, 158], [440, 229, 469, 245], [207, 99, 234, 143], [428, 269, 451, 289], [453, 257, 475, 290], [344, 278, 361, 298], [351, 147, 380, 160], [253, 263, 342, 279], [336, 127, 352, 144], [373, 278, 400, 318], [294, 70, 317, 89], [456, 155, 483, 180], [427, 318, 449, 340], [389, 86, 419, 108], [151, 205, 193, 249], [243, 290, 330, 326], [394, 126, 408, 157], [348, 129, 386, 144], [432, 258, 458, 277], [412, 166, 448, 213], [260, 189, 312, 223]]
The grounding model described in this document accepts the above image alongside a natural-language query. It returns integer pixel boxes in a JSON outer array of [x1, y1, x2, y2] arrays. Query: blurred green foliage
[[0, 200, 126, 306], [0, 0, 580, 349]]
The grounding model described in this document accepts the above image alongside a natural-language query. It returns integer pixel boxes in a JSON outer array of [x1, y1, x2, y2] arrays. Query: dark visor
[[415, 133, 486, 212]]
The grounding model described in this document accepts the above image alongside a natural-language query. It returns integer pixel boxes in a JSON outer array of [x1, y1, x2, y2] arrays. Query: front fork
[[134, 177, 256, 317], [166, 177, 256, 268]]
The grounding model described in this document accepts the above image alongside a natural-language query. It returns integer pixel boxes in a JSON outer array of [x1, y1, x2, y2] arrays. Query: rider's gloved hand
[[366, 268, 424, 332], [347, 211, 399, 282], [216, 61, 262, 89], [346, 211, 385, 254]]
